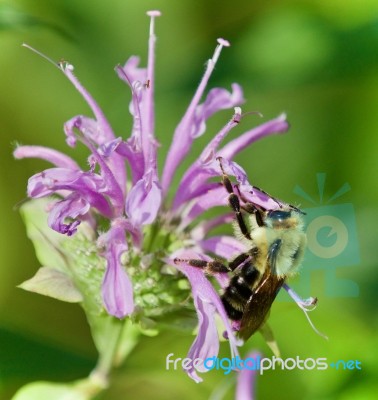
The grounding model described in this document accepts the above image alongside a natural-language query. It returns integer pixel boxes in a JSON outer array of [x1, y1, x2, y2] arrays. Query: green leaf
[[0, 4, 74, 40], [20, 199, 70, 273], [11, 381, 88, 400], [19, 199, 140, 367], [19, 200, 131, 358], [18, 266, 83, 303]]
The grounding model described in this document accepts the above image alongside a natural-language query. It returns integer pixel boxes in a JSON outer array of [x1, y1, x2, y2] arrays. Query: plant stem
[[89, 320, 125, 388]]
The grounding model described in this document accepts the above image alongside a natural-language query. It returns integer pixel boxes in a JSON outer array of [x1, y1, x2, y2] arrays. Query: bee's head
[[266, 209, 300, 229]]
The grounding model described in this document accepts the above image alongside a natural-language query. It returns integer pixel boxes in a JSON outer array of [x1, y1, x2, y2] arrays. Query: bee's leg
[[229, 252, 251, 271], [234, 184, 266, 227], [173, 258, 230, 274], [174, 250, 254, 275], [217, 158, 251, 240]]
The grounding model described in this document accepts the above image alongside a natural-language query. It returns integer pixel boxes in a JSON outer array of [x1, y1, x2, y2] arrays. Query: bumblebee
[[174, 158, 307, 341]]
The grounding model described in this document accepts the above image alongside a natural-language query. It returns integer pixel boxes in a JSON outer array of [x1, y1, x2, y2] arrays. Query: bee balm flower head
[[14, 11, 302, 383]]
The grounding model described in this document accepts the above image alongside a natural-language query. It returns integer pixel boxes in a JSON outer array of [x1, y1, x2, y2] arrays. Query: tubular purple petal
[[238, 182, 286, 211], [27, 168, 113, 218], [178, 155, 288, 216], [100, 224, 134, 318], [283, 284, 317, 309], [47, 194, 90, 236], [114, 139, 144, 184], [167, 250, 240, 382], [116, 58, 145, 137], [13, 145, 80, 170], [190, 85, 244, 140], [219, 113, 289, 160], [173, 112, 289, 211], [28, 168, 100, 197], [116, 59, 148, 174], [117, 56, 147, 86], [63, 67, 116, 142], [162, 40, 237, 195], [198, 236, 246, 259], [64, 116, 125, 212], [98, 137, 123, 158], [191, 214, 234, 241], [64, 116, 98, 148], [173, 179, 219, 211], [178, 186, 229, 229], [186, 298, 219, 383], [116, 218, 143, 249], [83, 140, 125, 215], [200, 105, 242, 162], [236, 351, 260, 400], [115, 63, 146, 182], [62, 68, 127, 197], [125, 171, 162, 226], [173, 108, 242, 209], [211, 157, 280, 211]]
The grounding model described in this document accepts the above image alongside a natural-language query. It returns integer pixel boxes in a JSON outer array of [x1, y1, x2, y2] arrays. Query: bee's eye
[[268, 210, 291, 220]]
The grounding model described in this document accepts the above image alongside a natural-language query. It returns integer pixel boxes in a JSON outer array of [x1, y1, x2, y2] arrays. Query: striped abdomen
[[221, 261, 260, 321]]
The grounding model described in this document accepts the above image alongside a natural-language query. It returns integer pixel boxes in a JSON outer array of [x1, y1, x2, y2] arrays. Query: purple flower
[[15, 10, 297, 382], [166, 250, 241, 383], [98, 220, 135, 318], [236, 351, 260, 400]]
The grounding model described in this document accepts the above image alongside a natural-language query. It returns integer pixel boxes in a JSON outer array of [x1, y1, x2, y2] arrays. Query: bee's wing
[[238, 269, 285, 341]]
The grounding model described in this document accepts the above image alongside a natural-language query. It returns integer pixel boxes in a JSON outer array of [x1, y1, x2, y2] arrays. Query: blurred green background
[[1, 0, 377, 399]]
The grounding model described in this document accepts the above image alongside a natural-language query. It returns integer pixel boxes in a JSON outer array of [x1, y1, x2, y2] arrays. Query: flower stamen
[[162, 38, 233, 193], [22, 43, 61, 70], [144, 10, 161, 167], [284, 284, 328, 340]]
